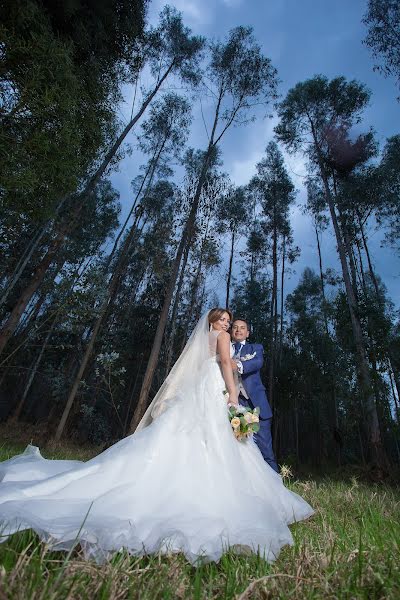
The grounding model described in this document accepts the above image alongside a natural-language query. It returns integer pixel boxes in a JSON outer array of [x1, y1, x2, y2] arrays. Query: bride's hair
[[208, 307, 233, 325]]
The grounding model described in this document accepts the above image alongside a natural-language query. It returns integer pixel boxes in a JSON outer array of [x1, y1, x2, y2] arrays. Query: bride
[[0, 308, 313, 565]]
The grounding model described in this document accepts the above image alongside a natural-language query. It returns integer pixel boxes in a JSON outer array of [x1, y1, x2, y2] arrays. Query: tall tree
[[249, 141, 296, 407], [363, 0, 400, 98], [275, 75, 385, 466]]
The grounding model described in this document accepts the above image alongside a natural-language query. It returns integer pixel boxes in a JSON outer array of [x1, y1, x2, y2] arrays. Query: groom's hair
[[232, 317, 251, 332]]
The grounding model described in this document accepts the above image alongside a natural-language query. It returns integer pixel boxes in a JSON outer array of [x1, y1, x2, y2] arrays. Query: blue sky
[[110, 0, 400, 307]]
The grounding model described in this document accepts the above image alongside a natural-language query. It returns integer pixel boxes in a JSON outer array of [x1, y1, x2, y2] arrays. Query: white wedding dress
[[0, 315, 313, 565]]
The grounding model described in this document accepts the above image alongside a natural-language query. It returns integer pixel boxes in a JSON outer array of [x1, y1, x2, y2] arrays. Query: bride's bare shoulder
[[216, 330, 230, 343]]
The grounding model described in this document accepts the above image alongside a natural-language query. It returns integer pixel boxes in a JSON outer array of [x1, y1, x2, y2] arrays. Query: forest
[[1, 0, 399, 474]]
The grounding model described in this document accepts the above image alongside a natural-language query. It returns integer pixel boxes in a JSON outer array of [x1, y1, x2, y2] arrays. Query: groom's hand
[[231, 359, 238, 371]]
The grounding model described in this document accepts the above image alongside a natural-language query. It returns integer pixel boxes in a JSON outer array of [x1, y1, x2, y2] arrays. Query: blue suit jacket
[[238, 342, 272, 420]]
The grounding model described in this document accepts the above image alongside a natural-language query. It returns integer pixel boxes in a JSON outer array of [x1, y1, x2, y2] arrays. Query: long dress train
[[0, 331, 313, 565]]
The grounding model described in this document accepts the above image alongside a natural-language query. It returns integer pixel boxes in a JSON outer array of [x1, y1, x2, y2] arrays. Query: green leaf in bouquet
[[252, 423, 260, 433], [253, 406, 260, 415]]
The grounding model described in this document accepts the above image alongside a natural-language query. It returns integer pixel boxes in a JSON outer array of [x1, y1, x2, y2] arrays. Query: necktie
[[234, 342, 242, 355]]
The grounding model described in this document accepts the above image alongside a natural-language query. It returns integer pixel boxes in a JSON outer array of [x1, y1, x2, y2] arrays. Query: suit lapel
[[241, 342, 252, 357]]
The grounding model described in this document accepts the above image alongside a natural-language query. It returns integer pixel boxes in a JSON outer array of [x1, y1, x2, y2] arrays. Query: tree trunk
[[10, 318, 57, 421], [80, 61, 175, 200], [314, 219, 329, 335], [388, 367, 400, 422], [225, 228, 235, 308], [268, 224, 278, 408], [279, 235, 285, 366], [165, 242, 191, 375], [357, 210, 400, 413], [104, 135, 169, 272], [0, 225, 69, 356], [0, 195, 69, 310]]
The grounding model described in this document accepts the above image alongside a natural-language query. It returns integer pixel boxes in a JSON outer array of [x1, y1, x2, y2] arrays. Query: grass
[[0, 440, 399, 599]]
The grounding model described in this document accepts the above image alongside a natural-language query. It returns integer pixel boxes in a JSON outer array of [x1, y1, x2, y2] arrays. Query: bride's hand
[[227, 392, 239, 407]]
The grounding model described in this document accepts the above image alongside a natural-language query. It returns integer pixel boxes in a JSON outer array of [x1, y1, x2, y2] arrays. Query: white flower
[[241, 352, 257, 362]]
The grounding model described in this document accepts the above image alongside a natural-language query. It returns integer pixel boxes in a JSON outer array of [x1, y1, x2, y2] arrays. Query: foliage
[[363, 0, 400, 98]]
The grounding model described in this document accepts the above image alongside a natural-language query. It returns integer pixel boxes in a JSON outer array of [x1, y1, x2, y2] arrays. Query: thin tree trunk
[[279, 235, 285, 366], [357, 209, 400, 430], [268, 224, 277, 409], [123, 355, 144, 436], [104, 135, 169, 272], [388, 367, 400, 422], [81, 63, 175, 201], [314, 219, 329, 335], [165, 242, 191, 375], [225, 228, 235, 308], [11, 318, 57, 421], [0, 195, 69, 309], [0, 225, 69, 356], [178, 218, 212, 355], [129, 154, 211, 432]]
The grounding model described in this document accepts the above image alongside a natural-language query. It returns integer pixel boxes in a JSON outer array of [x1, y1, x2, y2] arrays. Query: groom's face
[[231, 320, 249, 343]]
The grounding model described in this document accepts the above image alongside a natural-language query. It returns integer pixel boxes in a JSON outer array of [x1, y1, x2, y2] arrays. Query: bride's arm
[[217, 331, 238, 406]]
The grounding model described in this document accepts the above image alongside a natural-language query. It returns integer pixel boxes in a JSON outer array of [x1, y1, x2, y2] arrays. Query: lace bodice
[[208, 329, 220, 357]]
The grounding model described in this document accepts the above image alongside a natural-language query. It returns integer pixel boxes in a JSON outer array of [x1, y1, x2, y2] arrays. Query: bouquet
[[227, 403, 260, 441]]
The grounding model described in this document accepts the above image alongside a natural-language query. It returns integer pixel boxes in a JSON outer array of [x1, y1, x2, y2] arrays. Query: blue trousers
[[239, 395, 279, 473]]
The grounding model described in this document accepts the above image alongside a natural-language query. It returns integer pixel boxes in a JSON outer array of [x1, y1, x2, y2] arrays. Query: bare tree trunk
[[268, 224, 278, 409], [388, 367, 400, 422], [165, 243, 191, 375], [80, 62, 175, 201], [178, 218, 212, 355], [314, 219, 329, 335], [104, 135, 169, 272], [123, 355, 144, 436], [279, 235, 285, 366], [225, 229, 235, 308]]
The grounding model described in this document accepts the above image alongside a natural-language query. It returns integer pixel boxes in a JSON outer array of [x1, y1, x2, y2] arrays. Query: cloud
[[230, 151, 263, 185], [149, 0, 214, 26]]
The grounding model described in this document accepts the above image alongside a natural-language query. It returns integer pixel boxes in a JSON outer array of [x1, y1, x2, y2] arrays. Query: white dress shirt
[[232, 340, 246, 374]]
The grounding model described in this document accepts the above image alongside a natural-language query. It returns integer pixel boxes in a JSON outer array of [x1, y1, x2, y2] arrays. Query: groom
[[231, 319, 279, 473]]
